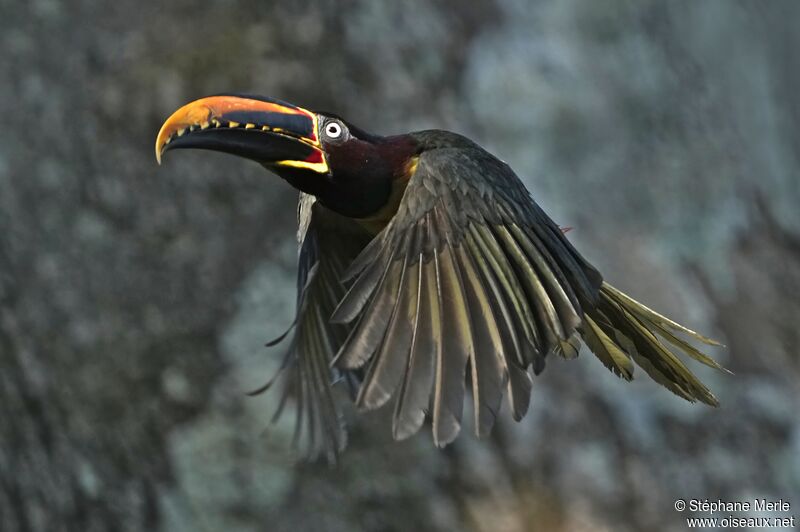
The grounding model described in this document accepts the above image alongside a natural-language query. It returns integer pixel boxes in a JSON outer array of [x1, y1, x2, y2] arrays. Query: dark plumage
[[156, 94, 726, 461]]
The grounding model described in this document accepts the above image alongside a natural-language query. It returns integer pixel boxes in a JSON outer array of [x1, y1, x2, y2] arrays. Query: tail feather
[[581, 282, 725, 406], [600, 283, 723, 347]]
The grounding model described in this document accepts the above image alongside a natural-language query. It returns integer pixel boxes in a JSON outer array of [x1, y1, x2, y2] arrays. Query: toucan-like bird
[[156, 94, 725, 460]]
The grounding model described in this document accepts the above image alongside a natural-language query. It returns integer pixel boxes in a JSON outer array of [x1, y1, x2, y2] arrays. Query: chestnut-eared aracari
[[156, 94, 725, 460]]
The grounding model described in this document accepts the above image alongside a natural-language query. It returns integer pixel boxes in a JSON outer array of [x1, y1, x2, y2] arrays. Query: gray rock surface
[[2, 1, 798, 530]]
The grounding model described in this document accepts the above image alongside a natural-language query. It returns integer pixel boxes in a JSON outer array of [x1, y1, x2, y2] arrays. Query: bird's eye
[[324, 121, 343, 139]]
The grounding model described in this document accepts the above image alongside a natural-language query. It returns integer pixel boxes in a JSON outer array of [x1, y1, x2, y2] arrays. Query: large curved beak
[[155, 94, 328, 173]]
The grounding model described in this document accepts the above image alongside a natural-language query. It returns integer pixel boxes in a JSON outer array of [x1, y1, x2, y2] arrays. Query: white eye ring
[[324, 121, 343, 139]]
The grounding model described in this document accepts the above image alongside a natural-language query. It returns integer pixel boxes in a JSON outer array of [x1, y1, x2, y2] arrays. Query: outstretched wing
[[329, 143, 723, 447], [329, 146, 604, 446], [253, 193, 371, 461]]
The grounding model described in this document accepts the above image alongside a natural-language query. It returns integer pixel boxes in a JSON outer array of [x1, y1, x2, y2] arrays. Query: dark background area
[[2, 1, 799, 531]]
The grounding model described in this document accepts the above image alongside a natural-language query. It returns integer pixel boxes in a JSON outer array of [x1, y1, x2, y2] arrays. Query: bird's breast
[[353, 156, 419, 234]]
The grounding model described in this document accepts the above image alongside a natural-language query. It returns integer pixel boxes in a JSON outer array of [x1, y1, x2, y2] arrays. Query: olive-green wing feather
[[330, 146, 601, 445], [252, 193, 370, 461], [330, 140, 724, 447]]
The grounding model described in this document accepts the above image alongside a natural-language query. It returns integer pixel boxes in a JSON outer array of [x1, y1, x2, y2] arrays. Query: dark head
[[155, 94, 419, 218]]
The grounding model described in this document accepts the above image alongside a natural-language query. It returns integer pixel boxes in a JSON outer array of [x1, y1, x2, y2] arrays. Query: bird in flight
[[156, 94, 725, 460]]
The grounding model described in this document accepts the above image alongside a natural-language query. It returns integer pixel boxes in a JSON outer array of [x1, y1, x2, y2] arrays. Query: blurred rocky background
[[1, 1, 799, 530]]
